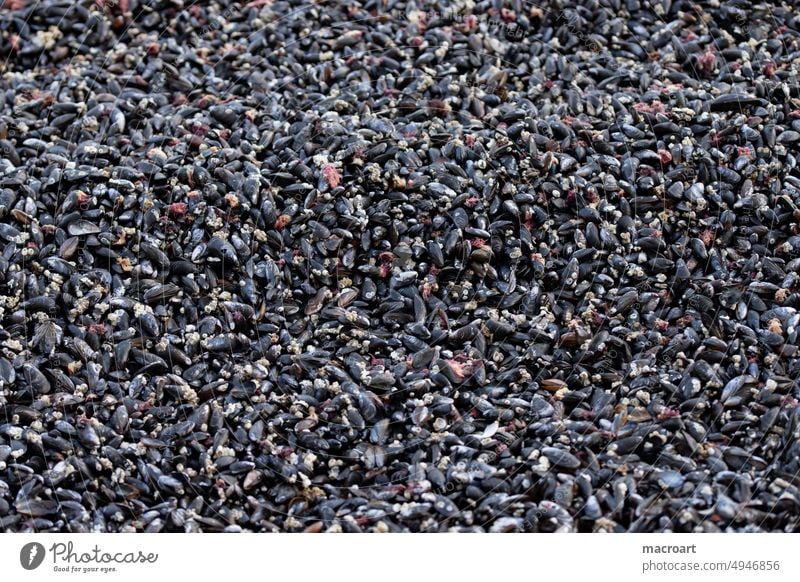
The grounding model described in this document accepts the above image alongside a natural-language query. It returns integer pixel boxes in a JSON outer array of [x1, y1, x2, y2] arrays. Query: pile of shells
[[1, 0, 800, 532]]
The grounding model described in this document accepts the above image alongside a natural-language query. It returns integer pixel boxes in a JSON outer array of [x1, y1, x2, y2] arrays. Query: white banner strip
[[2, 534, 799, 582]]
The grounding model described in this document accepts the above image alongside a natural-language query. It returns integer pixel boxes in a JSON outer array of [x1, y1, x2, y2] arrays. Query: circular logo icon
[[20, 542, 46, 570]]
